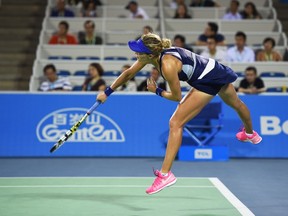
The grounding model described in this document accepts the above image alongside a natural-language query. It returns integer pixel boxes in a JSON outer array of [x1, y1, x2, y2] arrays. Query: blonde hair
[[141, 33, 172, 56]]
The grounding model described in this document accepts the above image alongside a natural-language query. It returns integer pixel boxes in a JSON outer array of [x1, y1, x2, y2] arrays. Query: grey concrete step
[[0, 66, 32, 79], [0, 53, 35, 62], [0, 46, 37, 53], [0, 17, 42, 28], [0, 80, 29, 91], [0, 5, 45, 17], [0, 28, 38, 35], [4, 0, 47, 5]]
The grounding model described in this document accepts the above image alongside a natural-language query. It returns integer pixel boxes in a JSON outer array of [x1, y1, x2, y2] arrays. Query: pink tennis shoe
[[146, 170, 177, 195], [236, 128, 262, 144]]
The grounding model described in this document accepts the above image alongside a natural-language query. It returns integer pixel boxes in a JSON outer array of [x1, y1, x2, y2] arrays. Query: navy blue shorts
[[188, 61, 238, 95]]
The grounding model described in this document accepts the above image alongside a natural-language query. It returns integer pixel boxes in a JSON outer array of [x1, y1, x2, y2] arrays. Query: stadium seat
[[183, 102, 223, 146], [72, 85, 83, 91], [104, 71, 121, 76], [260, 72, 286, 77], [48, 56, 72, 60], [181, 86, 191, 92], [76, 56, 100, 60], [104, 56, 128, 61], [57, 70, 71, 76], [235, 72, 244, 77], [74, 70, 88, 76], [135, 71, 150, 77], [266, 87, 284, 92]]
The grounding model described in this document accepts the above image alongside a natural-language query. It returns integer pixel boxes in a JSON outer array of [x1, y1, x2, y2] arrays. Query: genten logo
[[37, 108, 125, 142], [194, 149, 212, 159], [260, 116, 288, 135]]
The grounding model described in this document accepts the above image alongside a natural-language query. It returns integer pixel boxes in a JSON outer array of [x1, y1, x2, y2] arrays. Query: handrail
[[158, 0, 166, 38]]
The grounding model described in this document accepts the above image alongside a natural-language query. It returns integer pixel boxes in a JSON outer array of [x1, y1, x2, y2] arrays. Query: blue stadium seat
[[48, 56, 72, 60], [72, 85, 83, 91], [181, 86, 191, 92], [74, 70, 88, 76], [104, 56, 128, 61], [76, 56, 100, 60], [131, 57, 137, 60], [57, 70, 71, 76], [260, 72, 286, 77], [184, 102, 223, 146], [235, 72, 244, 77], [104, 71, 120, 76], [266, 87, 284, 92], [135, 71, 150, 77]]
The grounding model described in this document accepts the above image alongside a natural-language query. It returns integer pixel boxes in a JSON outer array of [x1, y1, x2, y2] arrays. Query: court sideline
[[0, 158, 287, 215]]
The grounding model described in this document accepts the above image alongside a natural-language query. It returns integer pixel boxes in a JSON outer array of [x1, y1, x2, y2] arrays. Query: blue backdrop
[[0, 92, 287, 158]]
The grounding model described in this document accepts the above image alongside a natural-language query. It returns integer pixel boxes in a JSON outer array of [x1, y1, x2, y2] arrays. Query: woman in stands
[[82, 63, 106, 91], [96, 33, 262, 195]]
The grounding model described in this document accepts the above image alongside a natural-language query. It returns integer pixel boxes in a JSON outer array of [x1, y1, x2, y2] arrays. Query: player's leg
[[146, 89, 213, 194], [218, 83, 262, 144]]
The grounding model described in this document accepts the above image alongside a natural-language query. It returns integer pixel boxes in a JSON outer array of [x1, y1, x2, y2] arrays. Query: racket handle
[[87, 100, 101, 114]]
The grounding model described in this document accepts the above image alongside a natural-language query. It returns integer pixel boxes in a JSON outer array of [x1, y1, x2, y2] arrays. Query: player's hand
[[96, 91, 108, 103], [147, 77, 157, 93]]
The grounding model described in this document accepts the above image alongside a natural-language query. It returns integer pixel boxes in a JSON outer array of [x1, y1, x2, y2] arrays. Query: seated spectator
[[173, 3, 191, 19], [135, 25, 153, 40], [222, 0, 242, 20], [196, 22, 225, 46], [240, 2, 262, 19], [256, 37, 282, 61], [118, 64, 137, 91], [226, 31, 255, 62], [137, 67, 166, 91], [82, 63, 106, 91], [190, 0, 219, 7], [81, 1, 98, 17], [49, 21, 77, 45], [68, 0, 102, 7], [39, 64, 72, 91], [51, 0, 75, 17], [78, 20, 103, 45], [284, 48, 288, 61], [238, 66, 265, 94], [125, 1, 149, 20], [173, 34, 193, 52], [200, 36, 226, 62], [170, 0, 186, 9]]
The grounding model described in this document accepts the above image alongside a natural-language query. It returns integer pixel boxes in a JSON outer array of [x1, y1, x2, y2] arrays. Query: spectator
[[136, 25, 153, 40], [226, 31, 255, 62], [200, 36, 226, 62], [173, 3, 191, 19], [82, 63, 106, 91], [81, 1, 97, 17], [256, 37, 282, 61], [78, 20, 103, 45], [51, 0, 75, 17], [240, 2, 262, 19], [238, 66, 265, 94], [190, 0, 219, 7], [170, 0, 186, 9], [125, 1, 149, 20], [222, 0, 242, 20], [173, 34, 193, 52], [49, 21, 77, 45], [39, 64, 72, 91], [137, 67, 166, 91], [196, 22, 225, 46], [119, 64, 137, 91]]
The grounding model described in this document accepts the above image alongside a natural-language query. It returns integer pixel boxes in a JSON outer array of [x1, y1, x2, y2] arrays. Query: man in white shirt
[[222, 0, 242, 20], [39, 64, 72, 91], [226, 31, 255, 62], [125, 1, 149, 20], [200, 36, 226, 62]]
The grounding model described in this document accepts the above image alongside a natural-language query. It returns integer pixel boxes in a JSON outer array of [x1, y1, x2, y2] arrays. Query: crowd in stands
[[38, 0, 288, 94]]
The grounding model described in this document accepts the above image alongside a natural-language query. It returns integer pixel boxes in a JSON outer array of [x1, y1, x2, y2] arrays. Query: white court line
[[209, 178, 255, 216], [0, 185, 214, 188], [0, 177, 212, 179]]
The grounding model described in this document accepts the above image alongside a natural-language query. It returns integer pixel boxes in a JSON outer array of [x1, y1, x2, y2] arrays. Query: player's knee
[[169, 118, 182, 130]]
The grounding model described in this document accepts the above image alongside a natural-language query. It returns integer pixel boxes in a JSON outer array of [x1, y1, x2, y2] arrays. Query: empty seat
[[76, 56, 100, 60], [235, 72, 244, 77], [181, 86, 191, 92], [48, 56, 72, 60], [57, 70, 71, 76], [104, 56, 128, 61], [104, 71, 121, 76], [260, 72, 286, 77], [135, 71, 150, 77], [74, 70, 88, 76], [72, 85, 83, 91], [266, 87, 284, 92]]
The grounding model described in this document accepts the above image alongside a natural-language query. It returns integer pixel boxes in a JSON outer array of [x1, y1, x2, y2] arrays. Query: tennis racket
[[50, 100, 102, 153]]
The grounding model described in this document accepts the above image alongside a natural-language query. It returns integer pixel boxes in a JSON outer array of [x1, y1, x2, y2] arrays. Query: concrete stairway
[[0, 0, 46, 90]]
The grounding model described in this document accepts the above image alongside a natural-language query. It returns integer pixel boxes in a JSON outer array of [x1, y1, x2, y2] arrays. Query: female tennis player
[[96, 33, 262, 195]]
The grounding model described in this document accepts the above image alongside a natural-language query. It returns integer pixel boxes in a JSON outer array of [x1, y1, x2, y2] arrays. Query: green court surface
[[0, 177, 254, 216]]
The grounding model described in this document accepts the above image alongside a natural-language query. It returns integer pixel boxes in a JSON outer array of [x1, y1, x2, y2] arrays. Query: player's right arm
[[97, 60, 145, 103]]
